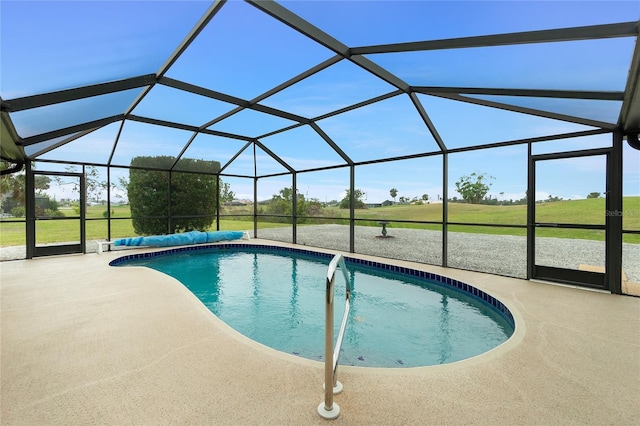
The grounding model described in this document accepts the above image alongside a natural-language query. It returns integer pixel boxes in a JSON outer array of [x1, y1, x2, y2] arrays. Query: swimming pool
[[111, 244, 515, 368]]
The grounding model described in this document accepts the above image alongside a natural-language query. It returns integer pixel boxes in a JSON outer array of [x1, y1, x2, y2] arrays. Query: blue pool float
[[114, 230, 246, 247]]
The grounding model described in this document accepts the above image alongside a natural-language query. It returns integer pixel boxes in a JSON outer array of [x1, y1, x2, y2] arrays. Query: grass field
[[1, 197, 638, 247]]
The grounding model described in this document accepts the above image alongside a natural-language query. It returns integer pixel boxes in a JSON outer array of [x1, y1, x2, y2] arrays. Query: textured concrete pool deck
[[1, 239, 639, 425]]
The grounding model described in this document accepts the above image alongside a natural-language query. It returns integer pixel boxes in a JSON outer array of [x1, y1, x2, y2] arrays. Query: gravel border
[[2, 225, 638, 282], [254, 225, 639, 282]]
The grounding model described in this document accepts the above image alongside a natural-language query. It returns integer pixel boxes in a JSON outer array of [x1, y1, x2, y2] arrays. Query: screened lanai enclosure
[[1, 1, 639, 294]]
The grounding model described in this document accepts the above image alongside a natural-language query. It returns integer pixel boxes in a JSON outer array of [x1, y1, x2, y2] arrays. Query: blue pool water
[[112, 245, 514, 368]]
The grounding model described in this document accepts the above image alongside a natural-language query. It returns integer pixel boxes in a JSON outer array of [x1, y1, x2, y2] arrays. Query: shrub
[[10, 206, 25, 217], [126, 156, 220, 235]]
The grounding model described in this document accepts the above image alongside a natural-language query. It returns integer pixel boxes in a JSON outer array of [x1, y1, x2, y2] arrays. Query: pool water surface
[[112, 245, 514, 368]]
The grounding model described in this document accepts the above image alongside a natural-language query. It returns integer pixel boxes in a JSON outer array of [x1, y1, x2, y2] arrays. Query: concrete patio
[[1, 240, 638, 425]]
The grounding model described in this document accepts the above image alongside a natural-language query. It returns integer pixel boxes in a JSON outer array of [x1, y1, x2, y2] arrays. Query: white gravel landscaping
[[254, 224, 639, 282]]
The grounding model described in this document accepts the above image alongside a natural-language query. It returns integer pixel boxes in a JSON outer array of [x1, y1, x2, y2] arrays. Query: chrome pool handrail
[[317, 254, 351, 420]]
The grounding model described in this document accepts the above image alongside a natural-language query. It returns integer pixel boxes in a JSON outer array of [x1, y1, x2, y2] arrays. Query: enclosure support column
[[80, 167, 87, 254], [253, 177, 258, 238], [441, 153, 448, 267], [606, 130, 623, 294], [292, 172, 297, 244], [253, 143, 259, 238], [25, 160, 35, 259], [215, 175, 220, 231], [526, 142, 534, 280], [349, 165, 355, 253], [167, 170, 173, 234], [107, 167, 112, 242]]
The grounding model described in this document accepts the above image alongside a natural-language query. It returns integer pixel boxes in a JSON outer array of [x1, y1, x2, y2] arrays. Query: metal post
[[442, 153, 448, 267], [25, 161, 34, 259], [292, 172, 297, 244], [216, 175, 220, 231], [253, 143, 258, 238], [527, 142, 534, 280], [606, 130, 623, 294], [253, 177, 258, 238], [107, 167, 112, 242], [80, 168, 87, 254], [349, 165, 355, 253], [167, 170, 172, 234]]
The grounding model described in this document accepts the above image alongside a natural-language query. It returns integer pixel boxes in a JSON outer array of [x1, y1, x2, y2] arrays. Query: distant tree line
[[449, 194, 529, 206], [387, 188, 429, 205]]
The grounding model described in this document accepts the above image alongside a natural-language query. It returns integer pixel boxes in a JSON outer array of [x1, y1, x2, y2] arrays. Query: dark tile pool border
[[109, 243, 515, 329]]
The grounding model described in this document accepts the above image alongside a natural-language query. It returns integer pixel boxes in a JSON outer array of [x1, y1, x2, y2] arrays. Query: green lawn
[[351, 197, 639, 227], [326, 197, 639, 242], [1, 197, 638, 247], [0, 204, 286, 247]]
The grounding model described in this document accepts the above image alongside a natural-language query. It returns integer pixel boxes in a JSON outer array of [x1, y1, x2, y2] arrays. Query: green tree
[[220, 181, 235, 203], [340, 188, 366, 209], [305, 198, 323, 216], [454, 172, 494, 204], [586, 192, 601, 199], [6, 173, 51, 199], [34, 175, 52, 195], [421, 194, 429, 202], [55, 165, 112, 204], [390, 188, 398, 203], [0, 163, 24, 211], [125, 156, 220, 235], [1, 162, 51, 214], [266, 188, 291, 216], [266, 187, 308, 221]]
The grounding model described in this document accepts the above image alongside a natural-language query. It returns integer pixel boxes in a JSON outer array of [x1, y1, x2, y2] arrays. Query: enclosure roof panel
[[365, 37, 636, 92], [9, 89, 144, 139], [259, 59, 398, 118], [417, 94, 600, 150], [109, 120, 193, 167], [259, 124, 348, 171], [34, 123, 122, 165], [130, 85, 236, 128], [175, 133, 249, 173], [280, 1, 638, 46], [1, 0, 638, 167], [0, 1, 210, 99], [164, 0, 336, 101]]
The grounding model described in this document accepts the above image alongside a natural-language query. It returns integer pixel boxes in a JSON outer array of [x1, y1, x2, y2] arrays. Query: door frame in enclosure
[[527, 141, 623, 293], [26, 165, 86, 258]]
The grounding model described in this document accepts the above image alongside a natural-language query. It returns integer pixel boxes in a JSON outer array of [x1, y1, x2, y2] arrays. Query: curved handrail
[[317, 254, 351, 420]]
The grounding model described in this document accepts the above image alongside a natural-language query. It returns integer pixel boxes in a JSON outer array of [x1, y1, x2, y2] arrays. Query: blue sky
[[1, 0, 639, 203]]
